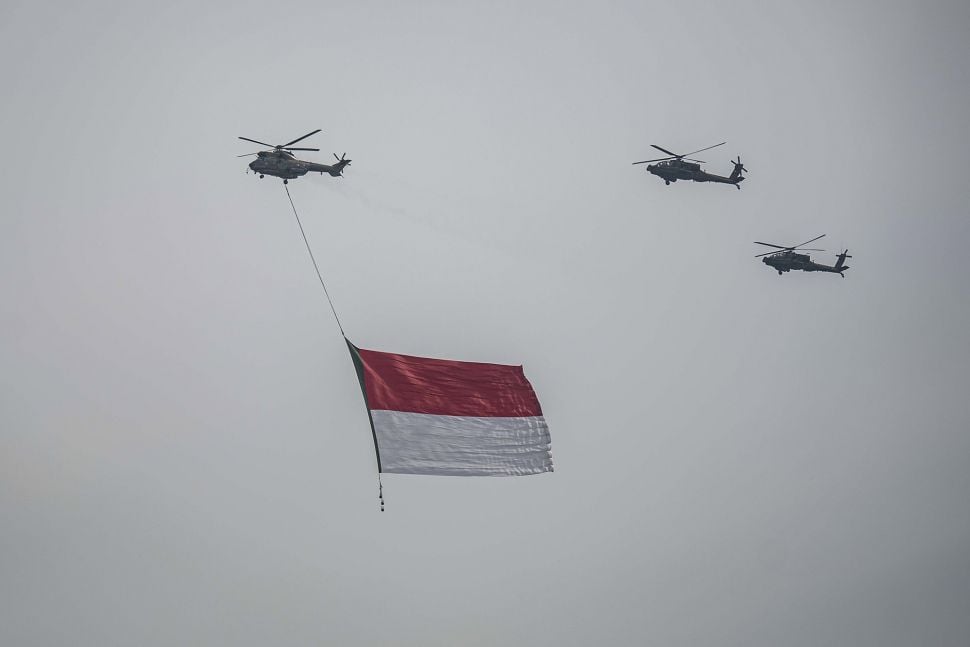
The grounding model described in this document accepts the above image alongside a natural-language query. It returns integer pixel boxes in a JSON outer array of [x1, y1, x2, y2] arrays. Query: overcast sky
[[2, 1, 969, 645]]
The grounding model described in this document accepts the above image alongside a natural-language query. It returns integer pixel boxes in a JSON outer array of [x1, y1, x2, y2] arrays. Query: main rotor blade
[[650, 144, 680, 157], [632, 156, 675, 165], [281, 129, 322, 148], [239, 136, 274, 148], [793, 234, 826, 249], [683, 141, 726, 158], [755, 246, 825, 257], [283, 147, 319, 151], [237, 152, 259, 157], [753, 241, 791, 249], [685, 158, 706, 163]]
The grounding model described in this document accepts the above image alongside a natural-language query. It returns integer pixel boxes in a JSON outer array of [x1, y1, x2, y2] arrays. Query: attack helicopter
[[755, 235, 852, 277], [632, 142, 746, 189], [238, 129, 351, 183]]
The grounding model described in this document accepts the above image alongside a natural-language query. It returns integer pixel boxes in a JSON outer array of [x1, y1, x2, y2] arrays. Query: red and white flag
[[347, 341, 553, 476]]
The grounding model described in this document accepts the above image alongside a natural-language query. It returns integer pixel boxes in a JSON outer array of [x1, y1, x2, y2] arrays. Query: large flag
[[346, 340, 553, 476]]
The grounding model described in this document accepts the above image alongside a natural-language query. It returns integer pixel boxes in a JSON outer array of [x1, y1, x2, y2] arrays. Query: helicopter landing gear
[[259, 174, 264, 179], [778, 270, 783, 276], [664, 180, 670, 185], [283, 179, 288, 184]]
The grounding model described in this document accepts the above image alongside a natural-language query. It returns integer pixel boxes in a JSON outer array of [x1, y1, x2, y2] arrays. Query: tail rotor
[[332, 152, 352, 176], [730, 156, 747, 188], [835, 249, 852, 276]]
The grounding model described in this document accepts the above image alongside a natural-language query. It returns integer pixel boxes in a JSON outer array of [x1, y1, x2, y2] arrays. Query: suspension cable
[[284, 183, 345, 337]]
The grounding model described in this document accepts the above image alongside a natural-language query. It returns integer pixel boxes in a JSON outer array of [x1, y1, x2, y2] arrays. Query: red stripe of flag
[[355, 347, 543, 418]]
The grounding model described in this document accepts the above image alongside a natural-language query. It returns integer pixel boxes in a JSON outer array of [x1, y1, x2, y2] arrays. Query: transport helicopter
[[755, 235, 852, 277], [238, 129, 351, 183], [632, 142, 746, 189]]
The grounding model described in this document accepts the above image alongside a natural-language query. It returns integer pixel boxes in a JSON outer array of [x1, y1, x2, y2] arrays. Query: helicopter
[[632, 142, 746, 189], [238, 129, 351, 183], [755, 235, 852, 277]]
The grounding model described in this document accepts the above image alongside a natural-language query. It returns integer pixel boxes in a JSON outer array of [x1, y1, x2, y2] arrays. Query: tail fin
[[730, 156, 747, 182], [835, 249, 852, 273]]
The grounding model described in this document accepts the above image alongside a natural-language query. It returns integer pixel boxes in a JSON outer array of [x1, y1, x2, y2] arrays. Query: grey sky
[[2, 1, 969, 645]]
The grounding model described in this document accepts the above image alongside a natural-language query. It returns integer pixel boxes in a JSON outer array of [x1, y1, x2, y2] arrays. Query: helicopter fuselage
[[645, 159, 742, 187], [248, 150, 346, 180], [762, 251, 848, 277]]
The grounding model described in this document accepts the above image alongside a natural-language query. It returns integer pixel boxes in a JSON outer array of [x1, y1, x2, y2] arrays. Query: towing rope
[[284, 184, 385, 511], [284, 183, 346, 337]]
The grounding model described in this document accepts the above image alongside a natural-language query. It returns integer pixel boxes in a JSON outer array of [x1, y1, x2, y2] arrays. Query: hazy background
[[2, 1, 969, 645]]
